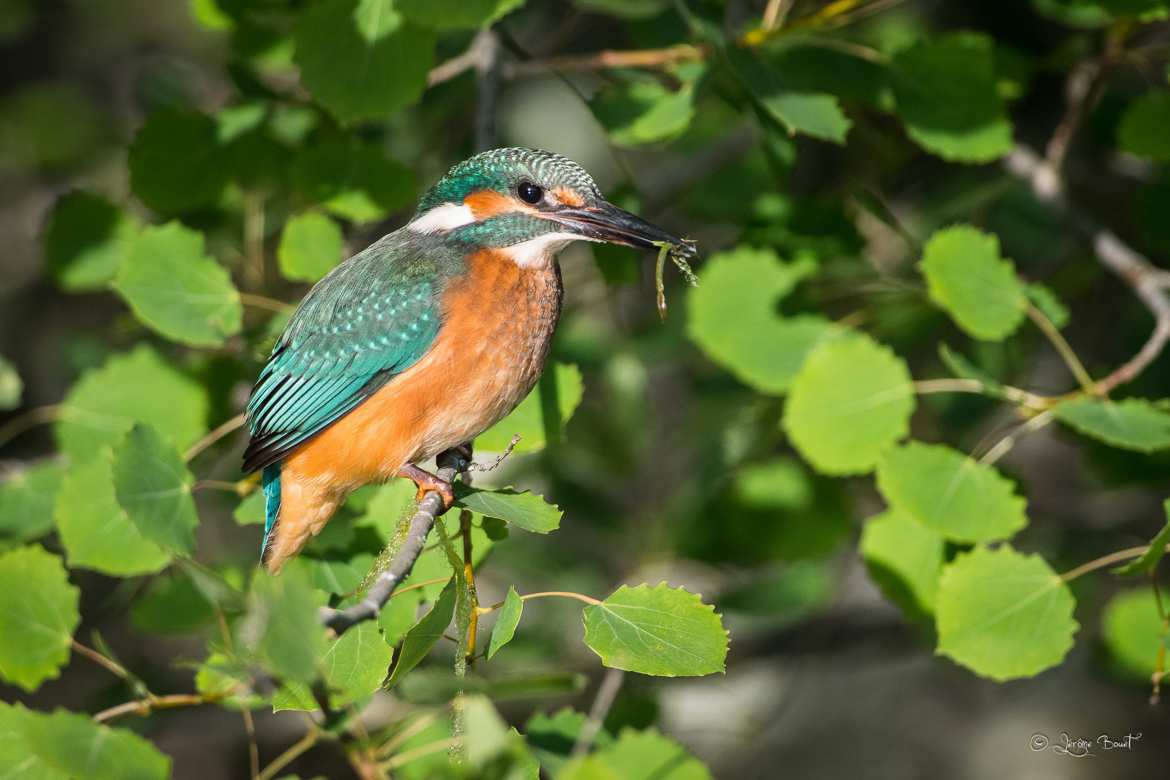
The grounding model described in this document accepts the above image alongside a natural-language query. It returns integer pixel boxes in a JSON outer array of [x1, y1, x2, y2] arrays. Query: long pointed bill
[[554, 201, 694, 257]]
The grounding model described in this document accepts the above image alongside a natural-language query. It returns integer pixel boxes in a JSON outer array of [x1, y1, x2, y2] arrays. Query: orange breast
[[283, 249, 562, 494]]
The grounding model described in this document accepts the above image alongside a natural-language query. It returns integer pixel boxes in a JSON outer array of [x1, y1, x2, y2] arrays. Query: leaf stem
[[257, 728, 320, 780], [238, 293, 291, 313], [381, 737, 459, 770], [72, 639, 132, 681], [460, 510, 479, 665], [1060, 544, 1170, 582], [183, 413, 246, 461], [93, 692, 221, 724], [0, 404, 62, 449], [1025, 303, 1095, 393], [477, 590, 601, 615]]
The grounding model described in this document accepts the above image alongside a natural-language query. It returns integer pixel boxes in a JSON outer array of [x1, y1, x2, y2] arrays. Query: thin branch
[[0, 404, 62, 450], [1006, 146, 1170, 396], [912, 378, 985, 395], [503, 44, 706, 78], [572, 668, 625, 756], [762, 0, 794, 30], [321, 449, 468, 634], [977, 409, 1056, 466], [238, 293, 291, 313], [184, 413, 246, 461], [93, 693, 222, 724], [1024, 304, 1095, 393], [258, 729, 321, 780], [72, 639, 132, 682], [467, 433, 521, 472]]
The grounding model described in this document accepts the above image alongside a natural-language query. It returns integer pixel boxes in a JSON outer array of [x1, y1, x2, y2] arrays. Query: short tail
[[260, 464, 281, 562]]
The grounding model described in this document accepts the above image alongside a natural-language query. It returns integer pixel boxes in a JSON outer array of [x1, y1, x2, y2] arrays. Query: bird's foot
[[397, 463, 456, 511]]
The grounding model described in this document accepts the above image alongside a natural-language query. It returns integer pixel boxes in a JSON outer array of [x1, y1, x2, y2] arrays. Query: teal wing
[[242, 235, 447, 473]]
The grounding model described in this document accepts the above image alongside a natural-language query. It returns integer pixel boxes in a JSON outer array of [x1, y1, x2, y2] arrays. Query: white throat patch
[[406, 202, 476, 233], [503, 232, 597, 268]]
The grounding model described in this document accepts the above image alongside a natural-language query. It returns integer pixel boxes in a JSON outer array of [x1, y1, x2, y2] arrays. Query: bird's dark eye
[[517, 181, 544, 205]]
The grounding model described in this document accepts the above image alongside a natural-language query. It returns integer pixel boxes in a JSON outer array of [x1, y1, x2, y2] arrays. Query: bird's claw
[[397, 464, 456, 512]]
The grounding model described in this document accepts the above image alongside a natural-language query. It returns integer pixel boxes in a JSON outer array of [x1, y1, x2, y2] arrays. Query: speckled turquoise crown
[[416, 147, 602, 214]]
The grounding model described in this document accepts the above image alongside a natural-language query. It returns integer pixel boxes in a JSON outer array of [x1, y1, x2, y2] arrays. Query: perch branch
[[1006, 146, 1170, 396], [93, 693, 223, 724], [320, 449, 468, 633]]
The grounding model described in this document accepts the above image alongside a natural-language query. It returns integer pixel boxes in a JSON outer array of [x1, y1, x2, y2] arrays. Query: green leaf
[[876, 441, 1028, 543], [56, 448, 171, 575], [487, 586, 523, 659], [687, 246, 837, 394], [1024, 282, 1070, 329], [1053, 397, 1170, 452], [277, 211, 344, 283], [477, 362, 584, 453], [860, 509, 944, 616], [128, 109, 228, 213], [305, 552, 376, 595], [560, 727, 711, 780], [525, 708, 612, 775], [455, 487, 561, 534], [379, 587, 422, 645], [322, 621, 394, 706], [1102, 588, 1166, 679], [890, 33, 1013, 163], [573, 0, 667, 18], [56, 345, 209, 462], [0, 354, 19, 411], [1114, 500, 1170, 576], [727, 48, 851, 144], [131, 572, 216, 634], [112, 424, 200, 555], [1119, 90, 1170, 162], [461, 694, 512, 768], [582, 582, 727, 677], [935, 545, 1077, 681], [294, 0, 435, 124], [397, 0, 525, 29], [234, 490, 265, 526], [0, 461, 64, 544], [113, 221, 242, 347], [292, 139, 417, 224], [0, 546, 80, 691], [243, 562, 327, 683], [386, 578, 456, 688], [783, 333, 915, 475], [591, 77, 696, 147], [0, 702, 170, 779], [919, 225, 1026, 341], [43, 191, 139, 291]]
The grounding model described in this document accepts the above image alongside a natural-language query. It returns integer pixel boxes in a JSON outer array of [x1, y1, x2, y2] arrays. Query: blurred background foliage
[[3, 0, 1170, 777]]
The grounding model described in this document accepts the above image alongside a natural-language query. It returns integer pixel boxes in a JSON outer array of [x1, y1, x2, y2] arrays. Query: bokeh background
[[2, 0, 1170, 778]]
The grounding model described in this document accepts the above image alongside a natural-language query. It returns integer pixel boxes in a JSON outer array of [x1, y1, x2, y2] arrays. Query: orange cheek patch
[[465, 189, 534, 220], [553, 187, 584, 207]]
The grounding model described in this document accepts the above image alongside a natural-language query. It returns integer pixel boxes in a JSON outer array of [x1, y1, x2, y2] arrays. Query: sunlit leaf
[[56, 345, 208, 462], [322, 621, 394, 706], [560, 727, 711, 780], [131, 572, 216, 634], [0, 702, 170, 779], [277, 211, 344, 283], [386, 578, 456, 687], [582, 582, 727, 677], [591, 77, 696, 146], [294, 0, 435, 124], [1102, 587, 1166, 679], [783, 333, 915, 475], [860, 509, 943, 616], [0, 546, 80, 692], [242, 562, 327, 684], [687, 246, 836, 394], [487, 586, 523, 659], [876, 441, 1028, 543], [455, 487, 561, 534], [57, 448, 171, 575], [1114, 499, 1170, 576], [0, 461, 64, 544], [728, 48, 851, 144], [891, 33, 1013, 162], [113, 222, 242, 347], [112, 425, 200, 555], [292, 139, 416, 224], [919, 224, 1026, 341], [43, 191, 139, 291], [935, 545, 1076, 681], [1054, 397, 1170, 452], [525, 708, 613, 775]]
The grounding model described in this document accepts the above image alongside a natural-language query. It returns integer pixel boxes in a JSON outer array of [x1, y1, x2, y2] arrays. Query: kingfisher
[[243, 147, 692, 571]]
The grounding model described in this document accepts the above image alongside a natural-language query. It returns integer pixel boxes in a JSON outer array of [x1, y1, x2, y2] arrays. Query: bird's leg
[[397, 463, 456, 511]]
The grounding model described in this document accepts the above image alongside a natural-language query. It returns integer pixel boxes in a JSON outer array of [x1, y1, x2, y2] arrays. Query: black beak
[[554, 201, 694, 257]]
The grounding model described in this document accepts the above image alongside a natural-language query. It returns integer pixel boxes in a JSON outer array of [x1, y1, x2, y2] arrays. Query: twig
[[977, 409, 1056, 466], [762, 0, 794, 30], [93, 693, 221, 724], [320, 449, 468, 633], [913, 378, 986, 395], [0, 404, 62, 450], [1060, 543, 1170, 582], [258, 728, 320, 780], [572, 668, 624, 756], [72, 639, 132, 682], [1025, 304, 1095, 393], [184, 413, 246, 461], [1006, 146, 1170, 396], [467, 433, 521, 472], [503, 44, 707, 78], [474, 28, 501, 152], [382, 737, 459, 770], [238, 293, 291, 313]]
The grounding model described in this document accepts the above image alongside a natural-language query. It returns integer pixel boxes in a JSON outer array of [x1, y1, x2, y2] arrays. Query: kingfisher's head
[[408, 147, 690, 266]]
